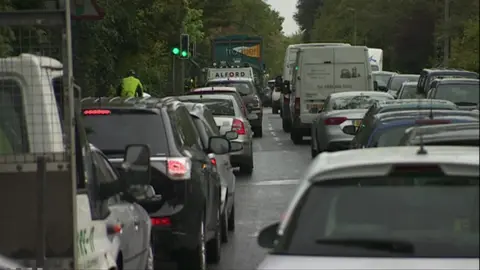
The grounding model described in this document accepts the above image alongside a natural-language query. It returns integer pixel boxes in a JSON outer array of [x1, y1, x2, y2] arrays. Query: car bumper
[[326, 139, 352, 151], [319, 125, 354, 151], [229, 139, 251, 165]]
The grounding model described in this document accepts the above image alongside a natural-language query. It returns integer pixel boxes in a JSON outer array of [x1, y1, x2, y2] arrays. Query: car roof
[[207, 77, 253, 82], [306, 146, 479, 181], [375, 110, 479, 122], [375, 99, 456, 107], [421, 68, 479, 75], [405, 122, 479, 136], [390, 74, 419, 78], [81, 96, 179, 111], [414, 129, 479, 143], [377, 115, 479, 129], [372, 71, 397, 75], [436, 78, 480, 85], [192, 86, 237, 92], [329, 91, 393, 98], [178, 94, 234, 101]]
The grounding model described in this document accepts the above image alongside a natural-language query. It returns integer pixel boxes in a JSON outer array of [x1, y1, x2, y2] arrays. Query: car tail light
[[83, 109, 111, 115], [167, 157, 192, 180], [415, 119, 451, 124], [232, 118, 246, 135], [294, 97, 300, 113], [106, 224, 122, 235], [151, 217, 171, 226], [210, 157, 217, 166], [324, 117, 347, 125]]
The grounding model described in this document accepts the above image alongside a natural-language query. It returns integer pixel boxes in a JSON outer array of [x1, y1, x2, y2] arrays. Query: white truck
[[207, 67, 254, 81], [368, 48, 383, 71], [287, 46, 374, 144], [279, 43, 351, 132], [0, 53, 119, 269]]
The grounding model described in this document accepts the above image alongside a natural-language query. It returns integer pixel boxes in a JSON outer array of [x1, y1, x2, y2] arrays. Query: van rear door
[[334, 47, 372, 92], [299, 47, 334, 113]]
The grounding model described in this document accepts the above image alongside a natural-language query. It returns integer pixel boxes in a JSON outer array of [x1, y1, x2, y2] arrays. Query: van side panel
[[334, 47, 373, 92]]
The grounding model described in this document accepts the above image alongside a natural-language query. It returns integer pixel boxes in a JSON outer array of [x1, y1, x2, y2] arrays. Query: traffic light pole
[[179, 26, 186, 94], [172, 55, 176, 94]]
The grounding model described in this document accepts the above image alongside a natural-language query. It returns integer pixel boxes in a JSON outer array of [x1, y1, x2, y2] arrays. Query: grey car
[[386, 74, 420, 97], [177, 94, 254, 175], [310, 91, 394, 157], [89, 144, 154, 270], [396, 81, 418, 99]]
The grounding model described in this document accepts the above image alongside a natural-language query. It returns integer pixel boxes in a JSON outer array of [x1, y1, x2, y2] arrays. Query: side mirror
[[208, 136, 231, 155], [225, 131, 238, 140], [343, 125, 357, 135], [230, 141, 243, 152], [122, 144, 151, 186], [257, 222, 280, 249]]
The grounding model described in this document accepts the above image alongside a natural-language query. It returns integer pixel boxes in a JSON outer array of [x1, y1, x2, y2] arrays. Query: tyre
[[220, 209, 229, 243], [145, 245, 154, 270], [228, 204, 235, 231], [291, 129, 303, 145], [206, 206, 221, 264], [282, 119, 291, 132], [177, 218, 207, 270], [311, 147, 317, 158], [253, 126, 263, 138], [239, 162, 253, 175]]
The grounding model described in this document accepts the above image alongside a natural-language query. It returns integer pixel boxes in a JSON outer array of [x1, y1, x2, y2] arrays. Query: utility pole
[[348, 8, 357, 45], [443, 0, 450, 67], [180, 26, 186, 94]]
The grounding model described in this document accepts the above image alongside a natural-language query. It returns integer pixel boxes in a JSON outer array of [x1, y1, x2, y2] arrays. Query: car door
[[91, 150, 139, 269]]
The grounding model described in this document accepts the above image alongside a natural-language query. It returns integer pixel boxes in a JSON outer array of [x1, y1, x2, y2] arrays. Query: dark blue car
[[367, 116, 479, 147]]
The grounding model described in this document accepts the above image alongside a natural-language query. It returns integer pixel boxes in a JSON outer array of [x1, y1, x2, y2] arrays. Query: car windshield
[[373, 74, 392, 87], [83, 112, 168, 156], [389, 76, 419, 91], [331, 95, 393, 110], [206, 81, 253, 95], [435, 84, 479, 104], [399, 85, 418, 99], [274, 177, 479, 258], [180, 98, 235, 116]]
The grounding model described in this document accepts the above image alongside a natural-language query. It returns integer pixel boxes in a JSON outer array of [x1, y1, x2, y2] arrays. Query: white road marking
[[270, 131, 276, 136], [245, 179, 301, 186], [273, 137, 280, 141], [268, 126, 273, 131]]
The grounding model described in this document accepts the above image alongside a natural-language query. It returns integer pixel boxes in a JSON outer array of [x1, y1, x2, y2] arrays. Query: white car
[[257, 146, 479, 269]]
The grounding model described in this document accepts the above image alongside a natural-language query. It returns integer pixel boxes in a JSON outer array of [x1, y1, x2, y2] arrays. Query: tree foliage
[[0, 0, 292, 96], [297, 0, 479, 73]]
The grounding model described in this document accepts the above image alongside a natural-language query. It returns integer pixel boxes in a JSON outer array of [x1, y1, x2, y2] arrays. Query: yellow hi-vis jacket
[[119, 76, 144, 97]]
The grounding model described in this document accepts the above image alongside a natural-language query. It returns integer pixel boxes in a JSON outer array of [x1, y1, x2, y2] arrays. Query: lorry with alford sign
[[207, 67, 254, 81], [287, 46, 373, 144]]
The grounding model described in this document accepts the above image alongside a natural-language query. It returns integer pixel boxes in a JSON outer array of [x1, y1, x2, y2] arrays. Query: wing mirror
[[343, 125, 357, 135], [208, 136, 231, 155], [257, 222, 280, 249], [224, 131, 238, 140], [230, 141, 243, 152], [121, 144, 151, 186]]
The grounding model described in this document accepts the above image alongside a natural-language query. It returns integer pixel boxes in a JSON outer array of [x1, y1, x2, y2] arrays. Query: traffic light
[[180, 34, 189, 59], [172, 47, 180, 55]]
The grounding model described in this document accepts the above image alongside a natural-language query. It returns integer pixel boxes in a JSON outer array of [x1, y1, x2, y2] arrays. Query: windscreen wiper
[[315, 238, 415, 253]]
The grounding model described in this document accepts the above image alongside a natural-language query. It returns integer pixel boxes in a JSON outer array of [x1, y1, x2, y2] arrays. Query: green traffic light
[[172, 47, 180, 55], [181, 51, 188, 57]]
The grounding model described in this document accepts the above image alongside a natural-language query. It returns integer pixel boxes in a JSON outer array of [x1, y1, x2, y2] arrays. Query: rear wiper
[[455, 102, 478, 106], [315, 238, 415, 253]]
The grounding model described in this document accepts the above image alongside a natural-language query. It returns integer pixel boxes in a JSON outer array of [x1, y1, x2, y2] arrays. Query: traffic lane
[[211, 109, 310, 269]]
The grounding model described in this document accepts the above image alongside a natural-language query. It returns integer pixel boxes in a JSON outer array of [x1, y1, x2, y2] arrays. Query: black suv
[[417, 68, 478, 97], [426, 78, 479, 110], [81, 97, 235, 270]]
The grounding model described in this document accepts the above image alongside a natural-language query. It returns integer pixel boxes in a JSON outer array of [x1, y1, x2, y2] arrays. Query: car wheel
[[177, 218, 207, 270], [220, 208, 229, 243], [282, 119, 291, 132], [206, 206, 221, 264], [145, 245, 154, 270], [253, 126, 263, 137], [291, 129, 302, 144], [228, 204, 235, 231]]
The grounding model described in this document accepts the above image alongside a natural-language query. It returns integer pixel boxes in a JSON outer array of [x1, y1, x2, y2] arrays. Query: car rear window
[[330, 95, 393, 110], [399, 85, 418, 99], [275, 176, 479, 258], [180, 98, 235, 116], [83, 110, 168, 156], [205, 81, 253, 95], [389, 75, 419, 91], [435, 84, 479, 104]]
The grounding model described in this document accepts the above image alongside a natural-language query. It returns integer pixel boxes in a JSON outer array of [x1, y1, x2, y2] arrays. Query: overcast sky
[[265, 0, 299, 36]]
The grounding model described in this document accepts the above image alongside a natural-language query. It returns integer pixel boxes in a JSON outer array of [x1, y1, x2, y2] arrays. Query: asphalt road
[[161, 108, 312, 270], [210, 108, 311, 270]]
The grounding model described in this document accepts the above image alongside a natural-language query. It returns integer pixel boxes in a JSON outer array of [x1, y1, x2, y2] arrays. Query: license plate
[[248, 113, 258, 119]]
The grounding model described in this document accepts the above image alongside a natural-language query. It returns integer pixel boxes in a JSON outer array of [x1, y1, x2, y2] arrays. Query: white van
[[0, 54, 118, 269], [280, 43, 351, 132], [288, 46, 374, 143], [368, 48, 383, 71]]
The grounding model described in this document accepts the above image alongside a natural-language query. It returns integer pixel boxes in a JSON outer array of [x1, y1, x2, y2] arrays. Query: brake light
[[151, 217, 171, 226], [210, 157, 217, 166], [83, 109, 111, 115], [106, 224, 122, 234], [324, 117, 347, 125], [167, 157, 192, 180], [232, 119, 246, 135], [294, 97, 300, 113], [415, 119, 451, 124]]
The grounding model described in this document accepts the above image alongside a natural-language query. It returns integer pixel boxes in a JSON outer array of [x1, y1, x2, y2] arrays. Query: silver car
[[311, 91, 394, 157], [396, 81, 418, 99], [177, 94, 254, 175], [257, 146, 479, 270]]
